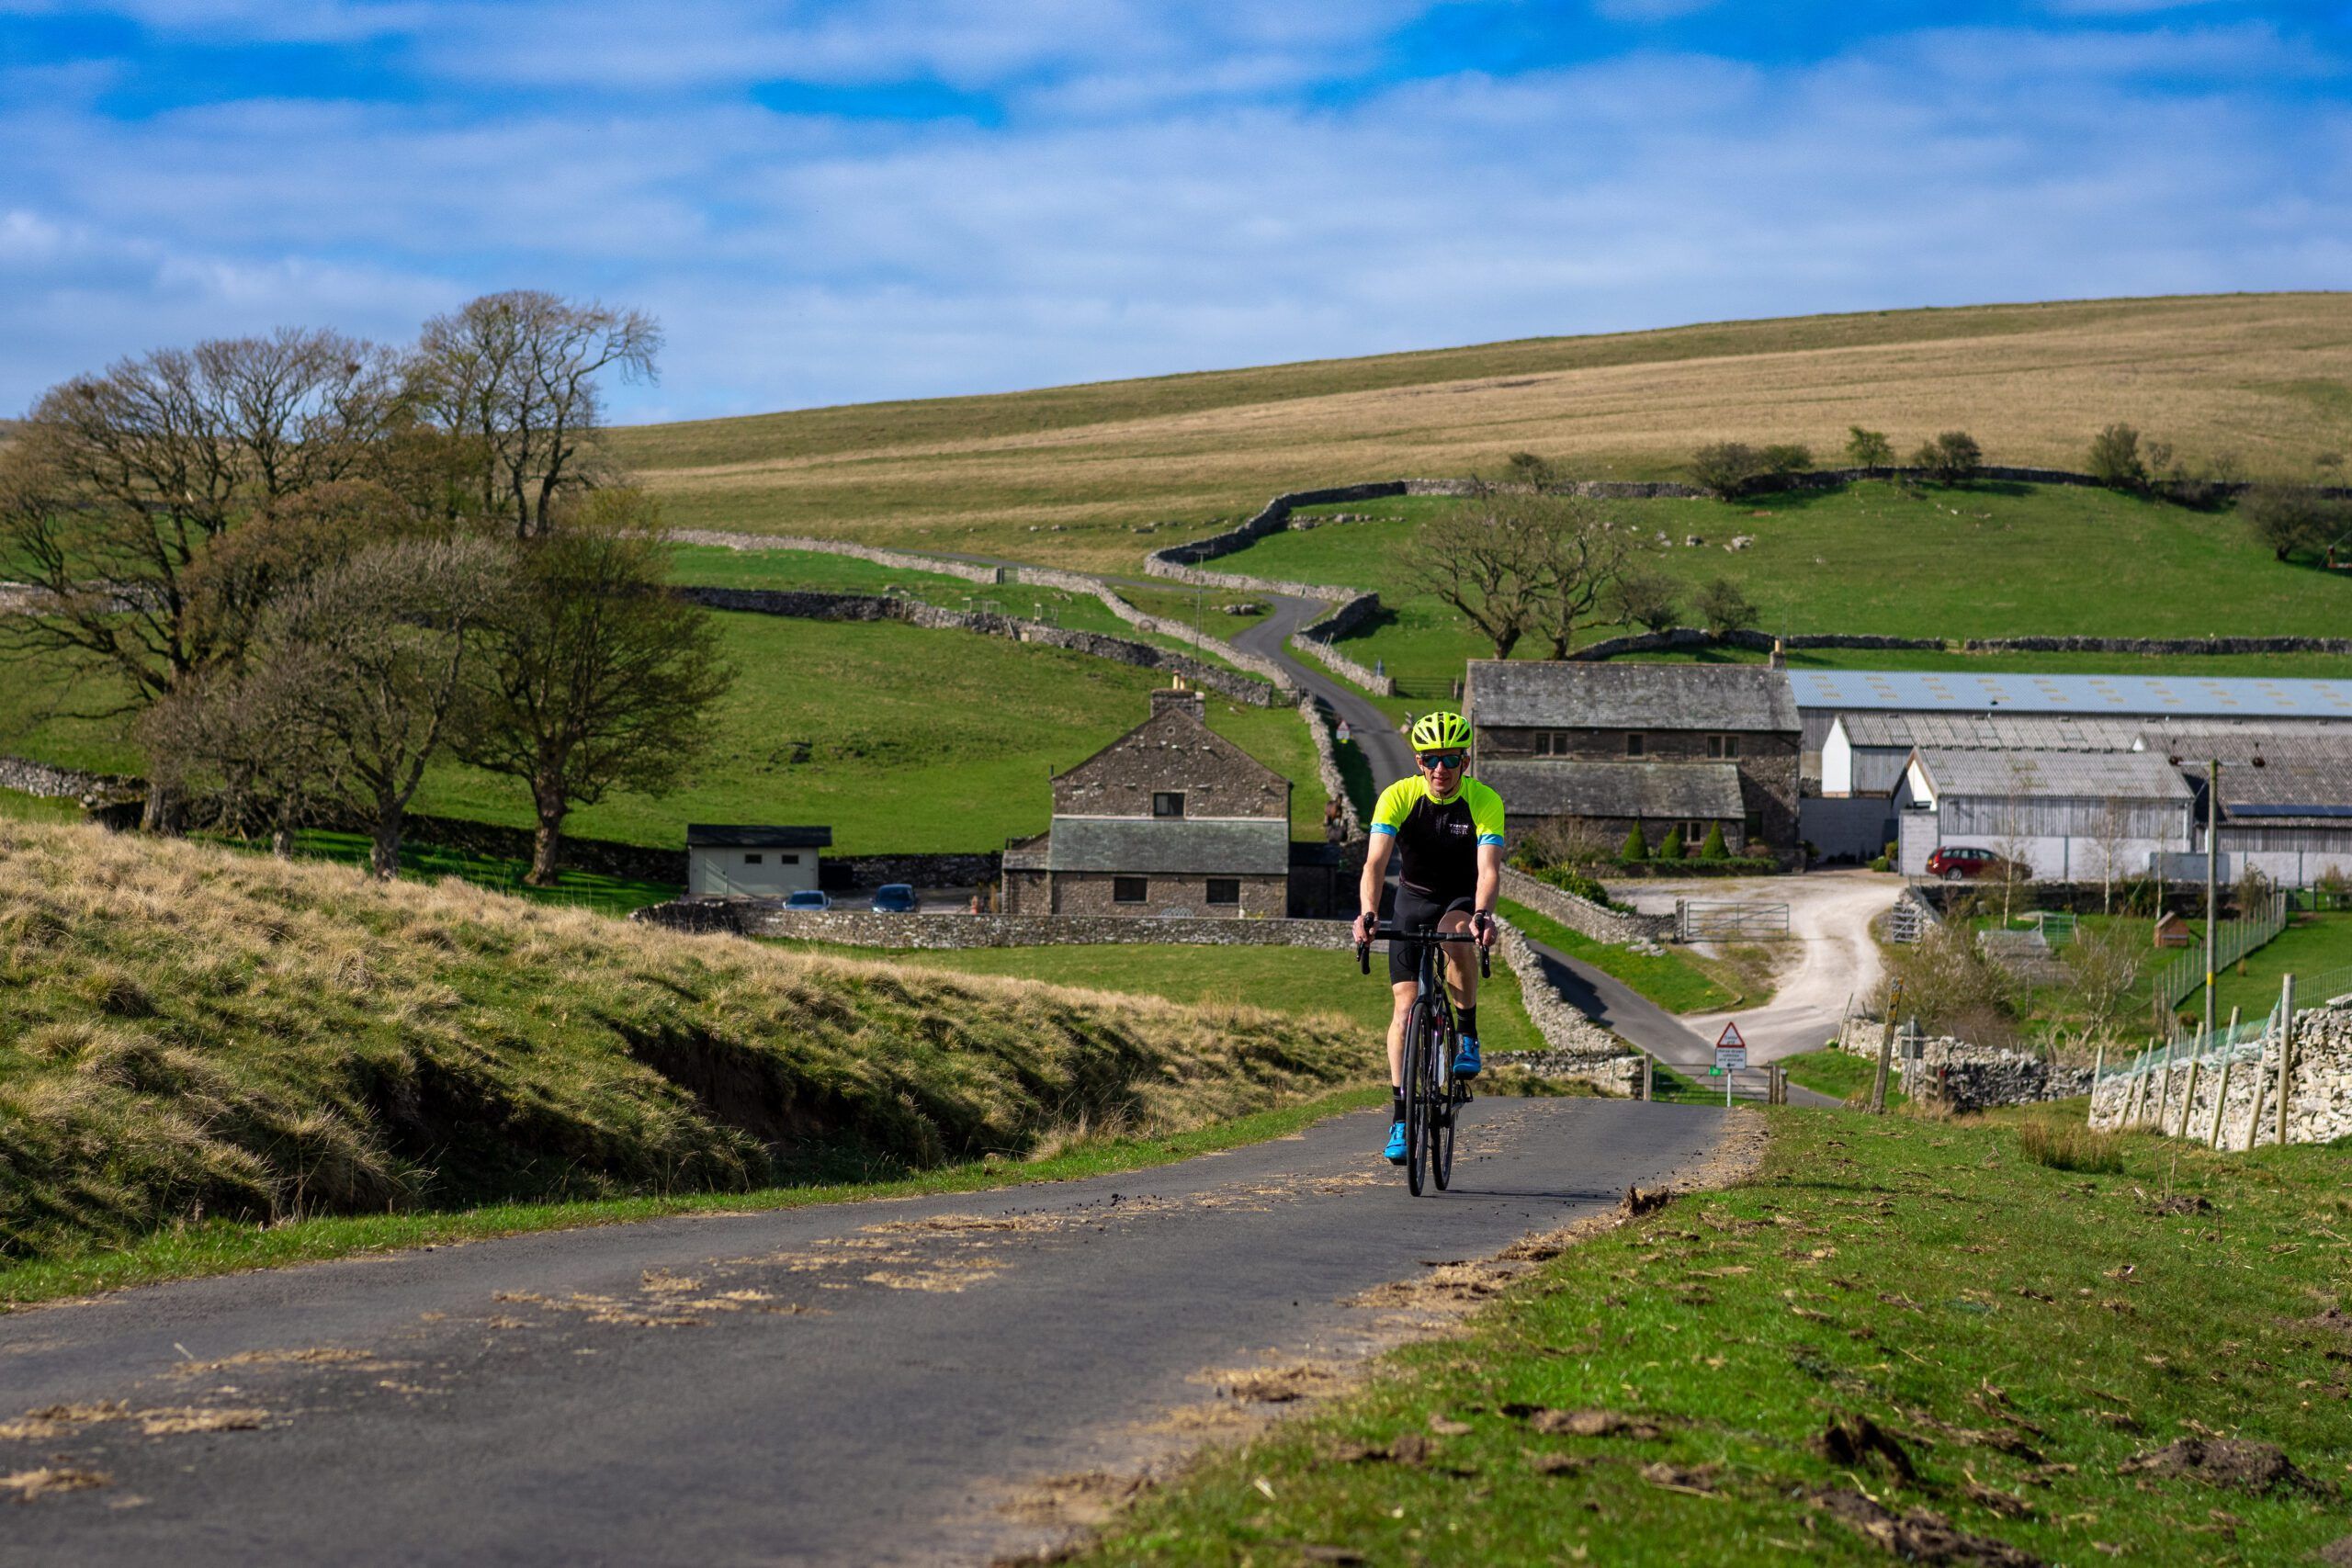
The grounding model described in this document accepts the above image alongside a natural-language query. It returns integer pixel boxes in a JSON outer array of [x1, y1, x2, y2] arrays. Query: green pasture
[[1498, 898, 1739, 1014], [1220, 484, 2352, 703], [0, 612, 1333, 855], [767, 939, 1549, 1060], [1080, 1103, 2352, 1565]]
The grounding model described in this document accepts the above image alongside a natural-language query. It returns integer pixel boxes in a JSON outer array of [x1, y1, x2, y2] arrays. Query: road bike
[[1356, 924, 1488, 1196]]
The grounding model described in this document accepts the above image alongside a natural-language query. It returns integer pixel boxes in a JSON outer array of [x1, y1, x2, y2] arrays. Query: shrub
[[2240, 484, 2346, 561], [2018, 1121, 2125, 1175], [1846, 426, 1894, 469], [1700, 823, 1729, 861], [1758, 443, 1813, 476], [1910, 430, 1982, 483], [1532, 865, 1632, 912], [1658, 826, 1686, 860], [1503, 451, 1556, 490], [2086, 423, 2146, 490], [1609, 569, 1681, 633], [1620, 825, 1649, 862], [1689, 442, 1766, 499], [1694, 576, 1759, 637], [1869, 855, 1892, 873]]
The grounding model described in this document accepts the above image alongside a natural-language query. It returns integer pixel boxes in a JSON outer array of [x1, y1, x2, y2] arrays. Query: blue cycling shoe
[[1384, 1121, 1408, 1164], [1452, 1035, 1483, 1079]]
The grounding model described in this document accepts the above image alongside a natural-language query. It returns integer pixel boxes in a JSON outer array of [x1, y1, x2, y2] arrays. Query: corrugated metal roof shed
[[1792, 670, 2352, 719], [686, 824, 833, 849], [1838, 712, 2148, 751], [1911, 750, 2193, 801], [1467, 661, 1798, 732], [1482, 760, 1746, 819], [1044, 817, 1290, 875]]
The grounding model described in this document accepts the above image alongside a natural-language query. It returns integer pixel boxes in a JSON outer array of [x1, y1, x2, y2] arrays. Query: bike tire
[[1403, 998, 1431, 1196], [1429, 1010, 1456, 1190]]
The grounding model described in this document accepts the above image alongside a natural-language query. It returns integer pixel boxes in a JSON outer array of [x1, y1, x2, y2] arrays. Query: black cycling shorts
[[1388, 889, 1476, 985]]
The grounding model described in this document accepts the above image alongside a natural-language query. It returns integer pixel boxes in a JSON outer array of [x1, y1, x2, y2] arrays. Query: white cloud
[[1, 17, 2348, 418]]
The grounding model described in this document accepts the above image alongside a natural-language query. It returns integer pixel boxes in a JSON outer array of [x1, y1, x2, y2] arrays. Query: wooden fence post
[[1870, 984, 1902, 1116], [2206, 1052, 2233, 1149], [1642, 1054, 1654, 1102], [2274, 974, 2296, 1149]]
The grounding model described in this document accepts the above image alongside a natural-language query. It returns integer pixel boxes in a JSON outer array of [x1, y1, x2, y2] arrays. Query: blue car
[[784, 889, 831, 911], [870, 884, 919, 913]]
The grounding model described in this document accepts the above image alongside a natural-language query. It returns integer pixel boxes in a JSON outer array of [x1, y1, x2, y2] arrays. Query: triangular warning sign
[[1714, 1021, 1746, 1050]]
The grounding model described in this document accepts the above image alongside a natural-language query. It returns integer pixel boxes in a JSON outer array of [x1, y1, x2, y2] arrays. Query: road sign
[[1713, 1021, 1748, 1073]]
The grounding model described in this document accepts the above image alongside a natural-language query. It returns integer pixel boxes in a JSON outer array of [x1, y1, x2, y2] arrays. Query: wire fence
[[2147, 891, 2289, 1011]]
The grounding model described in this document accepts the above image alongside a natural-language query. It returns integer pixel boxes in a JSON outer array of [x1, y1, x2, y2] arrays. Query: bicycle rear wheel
[[1429, 1012, 1456, 1190], [1402, 998, 1433, 1195]]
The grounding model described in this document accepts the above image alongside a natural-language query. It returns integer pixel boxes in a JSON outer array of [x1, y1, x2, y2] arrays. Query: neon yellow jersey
[[1368, 775, 1506, 900]]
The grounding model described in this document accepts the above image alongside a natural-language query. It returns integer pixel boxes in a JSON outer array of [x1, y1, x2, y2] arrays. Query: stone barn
[[1000, 686, 1292, 917]]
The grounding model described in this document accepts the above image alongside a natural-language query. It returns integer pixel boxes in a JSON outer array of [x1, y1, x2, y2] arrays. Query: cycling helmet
[[1409, 710, 1473, 751]]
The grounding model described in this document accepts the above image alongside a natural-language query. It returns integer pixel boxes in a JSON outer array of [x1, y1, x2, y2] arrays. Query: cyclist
[[1350, 710, 1504, 1165]]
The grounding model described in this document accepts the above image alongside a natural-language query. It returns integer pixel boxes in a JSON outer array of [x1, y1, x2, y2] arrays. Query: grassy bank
[[1238, 485, 2352, 702], [0, 819, 1374, 1269], [0, 609, 1333, 852], [609, 295, 2352, 574], [1080, 1103, 2352, 1564], [1779, 1045, 1905, 1107]]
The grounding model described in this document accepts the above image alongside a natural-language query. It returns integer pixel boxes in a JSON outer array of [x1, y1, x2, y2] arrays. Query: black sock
[[1391, 1091, 1407, 1123], [1458, 1006, 1478, 1039]]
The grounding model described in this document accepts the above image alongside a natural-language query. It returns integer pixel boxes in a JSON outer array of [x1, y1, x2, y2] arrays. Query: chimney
[[1150, 683, 1207, 723], [1768, 637, 1787, 670]]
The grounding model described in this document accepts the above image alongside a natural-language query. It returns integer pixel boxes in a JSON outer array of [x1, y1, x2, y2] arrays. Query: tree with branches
[[1407, 490, 1633, 660]]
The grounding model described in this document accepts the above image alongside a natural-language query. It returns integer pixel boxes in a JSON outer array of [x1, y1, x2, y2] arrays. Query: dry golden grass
[[612, 294, 2352, 572], [0, 818, 1371, 1259]]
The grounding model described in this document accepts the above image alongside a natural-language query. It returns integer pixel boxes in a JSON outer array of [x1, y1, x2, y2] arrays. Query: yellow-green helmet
[[1409, 710, 1473, 751]]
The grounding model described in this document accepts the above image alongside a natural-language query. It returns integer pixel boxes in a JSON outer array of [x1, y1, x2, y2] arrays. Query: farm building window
[[1536, 731, 1572, 756], [743, 853, 763, 865], [1534, 732, 1551, 756], [1153, 792, 1186, 818], [1708, 735, 1741, 759], [1683, 821, 1709, 842], [779, 853, 799, 864], [1624, 733, 1645, 758], [1114, 877, 1148, 903], [1206, 878, 1240, 905]]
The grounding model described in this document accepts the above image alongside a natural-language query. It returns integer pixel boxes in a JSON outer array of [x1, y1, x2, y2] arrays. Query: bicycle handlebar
[[1355, 925, 1492, 979]]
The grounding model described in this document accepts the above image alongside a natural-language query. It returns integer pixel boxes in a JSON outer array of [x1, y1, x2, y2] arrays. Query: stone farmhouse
[[1000, 686, 1292, 917], [1464, 661, 1802, 860]]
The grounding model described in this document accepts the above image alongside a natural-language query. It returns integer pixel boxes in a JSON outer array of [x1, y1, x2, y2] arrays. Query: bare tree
[[1530, 496, 1635, 659], [0, 333, 407, 827], [2062, 922, 2143, 1046], [263, 536, 513, 876], [1608, 568, 1681, 632], [457, 491, 732, 884], [2088, 795, 2134, 914], [410, 292, 662, 536], [1407, 490, 1632, 660], [138, 660, 349, 858]]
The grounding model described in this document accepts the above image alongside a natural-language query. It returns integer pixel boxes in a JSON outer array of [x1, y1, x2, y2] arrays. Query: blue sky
[[2, 1, 2347, 423]]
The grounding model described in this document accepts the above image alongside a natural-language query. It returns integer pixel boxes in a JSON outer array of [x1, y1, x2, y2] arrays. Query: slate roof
[[1043, 817, 1291, 875], [1836, 712, 2148, 752], [1908, 750, 2192, 802], [686, 824, 833, 849], [1792, 669, 2352, 720], [1481, 761, 1747, 820], [1466, 661, 1798, 733]]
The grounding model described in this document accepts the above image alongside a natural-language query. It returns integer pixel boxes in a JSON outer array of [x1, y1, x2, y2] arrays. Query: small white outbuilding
[[685, 824, 831, 899]]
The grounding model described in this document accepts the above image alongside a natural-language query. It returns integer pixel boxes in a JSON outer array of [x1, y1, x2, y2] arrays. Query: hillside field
[[0, 611, 1330, 854], [612, 294, 2352, 575], [1223, 483, 2352, 704]]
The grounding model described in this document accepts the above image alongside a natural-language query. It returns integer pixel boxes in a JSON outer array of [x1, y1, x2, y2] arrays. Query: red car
[[1925, 845, 2022, 882]]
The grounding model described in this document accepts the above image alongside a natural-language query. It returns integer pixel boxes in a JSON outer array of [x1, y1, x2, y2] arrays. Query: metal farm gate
[[1675, 898, 1792, 942]]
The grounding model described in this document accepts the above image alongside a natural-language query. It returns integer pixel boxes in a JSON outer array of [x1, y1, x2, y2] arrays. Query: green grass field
[[1232, 484, 2352, 702], [764, 940, 1548, 1060], [1078, 1103, 2352, 1565], [0, 785, 87, 825], [1499, 899, 1739, 1014], [1779, 1044, 1905, 1106], [0, 611, 1333, 854]]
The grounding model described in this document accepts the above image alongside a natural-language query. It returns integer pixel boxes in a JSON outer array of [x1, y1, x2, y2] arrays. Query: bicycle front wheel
[[1403, 998, 1434, 1196], [1429, 1014, 1456, 1190]]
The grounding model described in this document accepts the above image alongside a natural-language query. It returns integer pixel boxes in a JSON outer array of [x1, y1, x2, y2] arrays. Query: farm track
[[0, 1100, 1731, 1567]]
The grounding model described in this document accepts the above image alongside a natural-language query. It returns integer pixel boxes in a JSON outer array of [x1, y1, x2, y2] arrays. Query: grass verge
[[0, 1084, 1385, 1312], [1500, 898, 1739, 1014], [1077, 1104, 2352, 1565], [1780, 1046, 1908, 1108]]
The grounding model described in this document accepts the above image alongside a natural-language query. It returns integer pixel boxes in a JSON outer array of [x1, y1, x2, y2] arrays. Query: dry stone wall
[[635, 903, 1361, 950], [2089, 1001, 2352, 1148], [670, 530, 1003, 584], [1498, 865, 1673, 943], [0, 754, 137, 803], [1490, 916, 1645, 1094]]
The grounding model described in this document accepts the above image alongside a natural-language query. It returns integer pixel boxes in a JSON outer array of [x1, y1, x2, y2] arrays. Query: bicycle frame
[[1357, 924, 1490, 1195]]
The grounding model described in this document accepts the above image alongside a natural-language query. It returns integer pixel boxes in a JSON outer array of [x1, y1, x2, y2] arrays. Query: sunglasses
[[1417, 752, 1465, 771]]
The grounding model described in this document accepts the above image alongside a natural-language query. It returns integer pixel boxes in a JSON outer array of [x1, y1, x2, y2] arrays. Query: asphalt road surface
[[0, 1099, 1727, 1567]]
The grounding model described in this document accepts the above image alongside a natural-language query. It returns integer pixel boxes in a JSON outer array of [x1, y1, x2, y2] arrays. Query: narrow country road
[[0, 1100, 1731, 1567], [1674, 870, 1904, 1064]]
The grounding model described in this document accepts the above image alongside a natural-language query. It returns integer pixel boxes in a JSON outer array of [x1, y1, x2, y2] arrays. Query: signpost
[[1714, 1021, 1747, 1108]]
